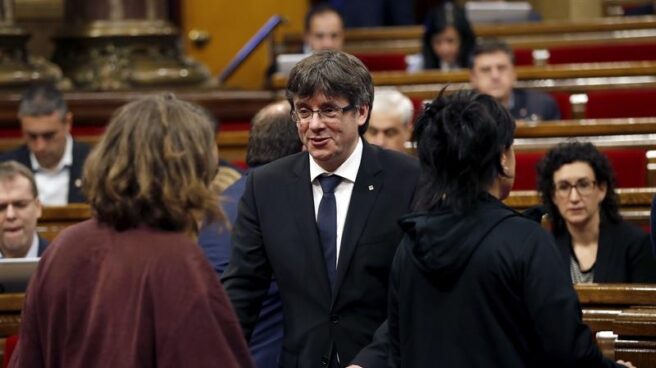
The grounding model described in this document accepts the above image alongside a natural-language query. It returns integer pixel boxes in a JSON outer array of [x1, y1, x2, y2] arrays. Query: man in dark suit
[[0, 161, 48, 259], [223, 50, 419, 368], [469, 39, 561, 122], [0, 83, 90, 205]]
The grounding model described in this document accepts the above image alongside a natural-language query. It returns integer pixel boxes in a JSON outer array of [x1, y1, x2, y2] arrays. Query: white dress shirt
[[309, 138, 363, 267], [30, 135, 73, 206]]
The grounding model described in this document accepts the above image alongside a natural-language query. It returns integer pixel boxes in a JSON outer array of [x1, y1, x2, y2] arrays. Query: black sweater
[[387, 197, 619, 367]]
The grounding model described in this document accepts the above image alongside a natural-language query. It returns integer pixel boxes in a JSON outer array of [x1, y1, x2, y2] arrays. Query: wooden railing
[[271, 60, 656, 89], [278, 16, 656, 54]]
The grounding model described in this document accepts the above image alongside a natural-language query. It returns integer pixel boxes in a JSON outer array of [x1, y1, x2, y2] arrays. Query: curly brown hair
[[83, 94, 224, 233]]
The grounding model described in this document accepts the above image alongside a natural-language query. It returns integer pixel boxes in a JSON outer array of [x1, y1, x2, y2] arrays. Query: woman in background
[[408, 2, 476, 71], [10, 94, 253, 368], [537, 141, 656, 283], [387, 91, 632, 367]]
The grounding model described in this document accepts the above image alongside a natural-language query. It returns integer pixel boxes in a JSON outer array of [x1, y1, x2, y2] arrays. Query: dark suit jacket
[[510, 89, 561, 122], [222, 142, 419, 368], [0, 141, 91, 203], [199, 173, 284, 368], [37, 236, 49, 256], [554, 220, 656, 283]]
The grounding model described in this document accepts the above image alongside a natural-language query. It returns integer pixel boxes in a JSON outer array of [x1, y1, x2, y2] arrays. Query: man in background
[[0, 83, 90, 205], [469, 39, 561, 122], [0, 161, 46, 259], [304, 3, 345, 52], [364, 89, 414, 153], [199, 100, 302, 368]]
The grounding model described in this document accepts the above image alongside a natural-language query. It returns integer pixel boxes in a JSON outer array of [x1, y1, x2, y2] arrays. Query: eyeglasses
[[291, 104, 356, 123], [553, 179, 597, 198]]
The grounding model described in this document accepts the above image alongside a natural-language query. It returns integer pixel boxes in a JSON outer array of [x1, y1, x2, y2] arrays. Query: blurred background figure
[[304, 2, 345, 52], [469, 39, 561, 122], [0, 83, 90, 205], [199, 100, 302, 368], [386, 91, 631, 367], [537, 141, 656, 283], [364, 89, 414, 153], [0, 161, 46, 259], [9, 94, 253, 368], [327, 0, 414, 28], [407, 2, 476, 72]]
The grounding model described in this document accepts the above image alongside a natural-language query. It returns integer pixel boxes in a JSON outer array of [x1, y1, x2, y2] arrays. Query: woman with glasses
[[537, 141, 656, 283]]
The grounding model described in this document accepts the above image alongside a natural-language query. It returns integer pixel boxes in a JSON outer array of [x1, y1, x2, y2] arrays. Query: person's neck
[[499, 94, 511, 108], [566, 213, 600, 247]]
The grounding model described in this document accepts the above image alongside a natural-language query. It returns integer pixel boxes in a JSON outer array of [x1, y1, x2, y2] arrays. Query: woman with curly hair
[[537, 141, 656, 283], [9, 94, 254, 368]]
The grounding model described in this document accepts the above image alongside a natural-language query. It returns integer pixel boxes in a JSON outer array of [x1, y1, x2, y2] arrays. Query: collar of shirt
[[30, 134, 73, 173], [0, 232, 39, 259], [309, 137, 363, 183]]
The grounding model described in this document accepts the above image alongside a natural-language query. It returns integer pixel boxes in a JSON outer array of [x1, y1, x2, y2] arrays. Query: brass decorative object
[[0, 1, 65, 89], [53, 0, 214, 90]]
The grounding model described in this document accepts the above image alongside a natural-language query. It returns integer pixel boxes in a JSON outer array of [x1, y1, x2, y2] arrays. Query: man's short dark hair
[[304, 2, 344, 33], [18, 82, 68, 119], [246, 102, 302, 167], [472, 39, 515, 65], [286, 50, 374, 135]]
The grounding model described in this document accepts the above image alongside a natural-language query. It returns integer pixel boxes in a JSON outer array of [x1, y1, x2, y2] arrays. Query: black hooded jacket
[[387, 197, 619, 367]]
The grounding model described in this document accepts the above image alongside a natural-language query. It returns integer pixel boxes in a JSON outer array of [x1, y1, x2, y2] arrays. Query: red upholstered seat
[[514, 42, 656, 65], [353, 53, 407, 72], [585, 89, 656, 119], [514, 148, 647, 191], [2, 335, 19, 368]]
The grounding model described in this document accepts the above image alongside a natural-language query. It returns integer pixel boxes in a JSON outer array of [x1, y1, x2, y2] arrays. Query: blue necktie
[[317, 175, 342, 289]]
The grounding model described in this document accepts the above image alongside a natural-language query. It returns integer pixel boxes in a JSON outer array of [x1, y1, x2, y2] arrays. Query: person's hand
[[617, 360, 636, 368]]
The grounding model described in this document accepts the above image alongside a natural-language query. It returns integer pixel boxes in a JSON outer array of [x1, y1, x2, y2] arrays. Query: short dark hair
[[18, 82, 68, 119], [286, 50, 374, 135], [246, 102, 303, 167], [472, 38, 515, 65], [536, 141, 621, 234], [413, 90, 515, 214], [422, 3, 476, 69], [304, 2, 343, 33]]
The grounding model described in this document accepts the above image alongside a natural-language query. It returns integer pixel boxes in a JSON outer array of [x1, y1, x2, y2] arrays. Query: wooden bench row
[[26, 187, 654, 242], [3, 285, 656, 363], [277, 15, 656, 55]]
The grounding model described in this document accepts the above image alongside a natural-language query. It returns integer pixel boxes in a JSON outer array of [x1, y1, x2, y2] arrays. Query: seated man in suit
[[364, 88, 413, 153], [223, 50, 419, 367], [200, 100, 303, 368], [304, 3, 345, 52], [469, 39, 561, 122], [0, 83, 90, 205], [0, 161, 47, 258]]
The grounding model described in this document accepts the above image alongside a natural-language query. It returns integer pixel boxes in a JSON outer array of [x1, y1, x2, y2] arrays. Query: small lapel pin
[[368, 185, 374, 191], [74, 179, 82, 188]]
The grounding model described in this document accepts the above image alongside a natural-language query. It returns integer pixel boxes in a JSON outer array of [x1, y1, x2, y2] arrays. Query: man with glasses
[[0, 83, 90, 205], [0, 161, 46, 259], [223, 50, 419, 368]]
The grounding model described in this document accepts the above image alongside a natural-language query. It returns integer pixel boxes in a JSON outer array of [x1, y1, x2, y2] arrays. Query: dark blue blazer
[[37, 236, 49, 256], [510, 89, 561, 122], [0, 141, 91, 203], [199, 172, 284, 368]]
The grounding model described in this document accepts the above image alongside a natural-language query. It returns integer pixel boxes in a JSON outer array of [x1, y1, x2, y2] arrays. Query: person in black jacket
[[537, 141, 656, 283], [387, 90, 631, 367]]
